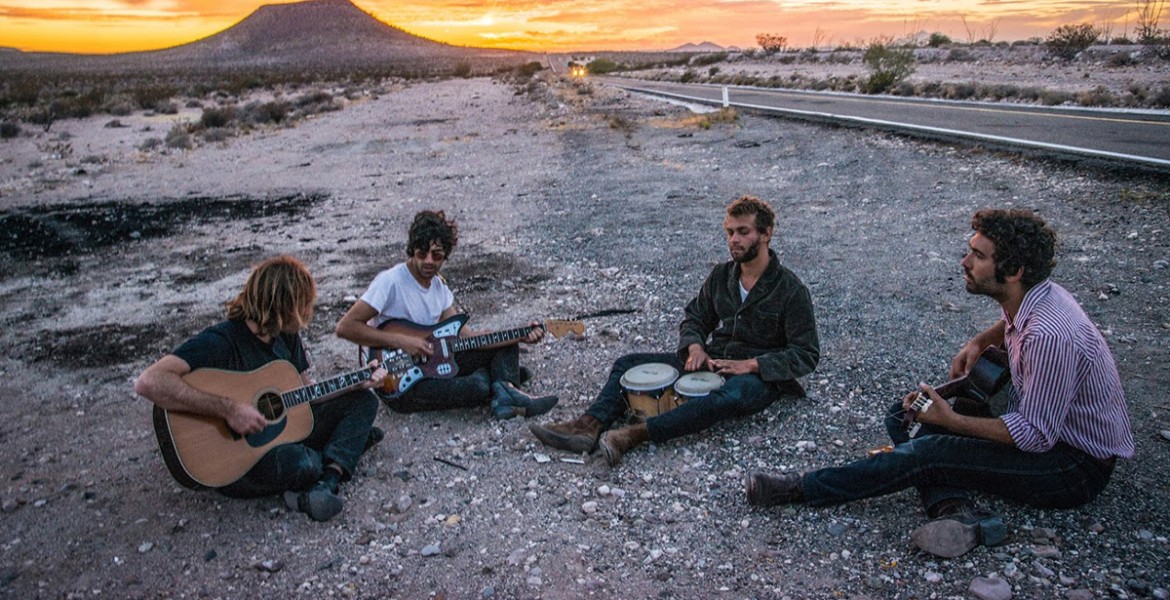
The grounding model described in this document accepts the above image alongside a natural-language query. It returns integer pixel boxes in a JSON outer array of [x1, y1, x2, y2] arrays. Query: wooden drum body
[[620, 363, 679, 418]]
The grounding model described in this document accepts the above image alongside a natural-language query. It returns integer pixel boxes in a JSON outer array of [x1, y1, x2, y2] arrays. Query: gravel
[[0, 71, 1167, 598]]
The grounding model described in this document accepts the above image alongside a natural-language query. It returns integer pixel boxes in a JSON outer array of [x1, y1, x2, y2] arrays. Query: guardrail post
[[722, 86, 729, 108]]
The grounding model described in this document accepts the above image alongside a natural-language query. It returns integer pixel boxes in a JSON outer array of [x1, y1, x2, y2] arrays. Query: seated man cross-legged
[[530, 195, 820, 466], [747, 209, 1134, 558]]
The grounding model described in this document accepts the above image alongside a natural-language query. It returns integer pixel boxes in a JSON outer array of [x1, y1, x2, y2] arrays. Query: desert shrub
[[1111, 36, 1134, 44], [928, 32, 952, 47], [1105, 52, 1136, 67], [200, 106, 236, 128], [1047, 23, 1101, 60], [164, 124, 192, 149], [132, 85, 177, 110], [916, 81, 942, 97], [1017, 87, 1043, 102], [946, 48, 975, 62], [0, 122, 20, 139], [185, 100, 203, 109], [777, 55, 797, 64], [586, 59, 623, 75], [1078, 86, 1117, 106], [295, 91, 333, 107], [451, 63, 472, 78], [756, 33, 788, 55], [156, 101, 179, 115], [692, 52, 727, 66], [707, 107, 738, 125], [679, 70, 698, 83], [202, 128, 231, 142], [984, 83, 1020, 100], [1152, 86, 1170, 107], [708, 67, 720, 76], [605, 113, 636, 135], [892, 81, 916, 96], [946, 83, 978, 100], [242, 100, 291, 125], [1040, 90, 1074, 105], [138, 138, 162, 151], [862, 39, 916, 93]]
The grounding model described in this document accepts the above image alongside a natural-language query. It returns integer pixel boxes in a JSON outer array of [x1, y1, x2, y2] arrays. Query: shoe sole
[[911, 515, 1005, 558], [598, 433, 621, 467], [528, 423, 597, 453]]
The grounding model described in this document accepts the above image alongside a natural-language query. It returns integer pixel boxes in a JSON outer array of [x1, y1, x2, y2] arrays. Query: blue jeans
[[585, 352, 787, 443], [218, 389, 379, 499], [388, 345, 522, 412], [800, 401, 1115, 513]]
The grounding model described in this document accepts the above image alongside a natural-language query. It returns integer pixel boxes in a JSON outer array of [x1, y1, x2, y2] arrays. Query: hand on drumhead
[[685, 344, 711, 371], [709, 358, 758, 376]]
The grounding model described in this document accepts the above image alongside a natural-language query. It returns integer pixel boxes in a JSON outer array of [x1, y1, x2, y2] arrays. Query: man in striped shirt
[[745, 209, 1135, 558]]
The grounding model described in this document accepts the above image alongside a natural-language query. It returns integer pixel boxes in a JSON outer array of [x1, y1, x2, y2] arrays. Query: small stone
[[1067, 590, 1094, 600], [1, 499, 19, 513], [1153, 260, 1168, 270], [421, 543, 441, 557], [1160, 430, 1170, 441], [526, 575, 542, 586], [534, 453, 551, 464], [253, 559, 283, 573], [203, 550, 217, 562], [388, 494, 411, 514], [506, 549, 525, 566], [598, 485, 611, 496], [1031, 544, 1062, 559], [1138, 529, 1154, 541], [481, 586, 495, 598], [924, 570, 943, 583], [137, 542, 153, 554], [1087, 521, 1105, 534], [581, 501, 599, 514], [1034, 563, 1055, 578], [969, 576, 1013, 600]]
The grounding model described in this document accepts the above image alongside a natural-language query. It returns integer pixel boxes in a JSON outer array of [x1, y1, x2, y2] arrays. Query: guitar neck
[[451, 324, 539, 352], [282, 350, 412, 408]]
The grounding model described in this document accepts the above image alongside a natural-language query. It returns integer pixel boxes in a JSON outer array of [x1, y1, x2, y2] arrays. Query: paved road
[[597, 77, 1170, 173]]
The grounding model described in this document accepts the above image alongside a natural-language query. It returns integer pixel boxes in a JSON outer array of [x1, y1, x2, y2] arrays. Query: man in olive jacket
[[530, 195, 820, 465]]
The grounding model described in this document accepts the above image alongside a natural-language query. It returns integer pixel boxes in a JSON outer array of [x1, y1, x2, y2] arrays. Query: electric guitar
[[361, 314, 585, 398], [903, 346, 1011, 438], [152, 349, 414, 489]]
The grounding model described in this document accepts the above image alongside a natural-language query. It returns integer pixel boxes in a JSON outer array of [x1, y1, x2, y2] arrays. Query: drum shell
[[620, 363, 679, 418]]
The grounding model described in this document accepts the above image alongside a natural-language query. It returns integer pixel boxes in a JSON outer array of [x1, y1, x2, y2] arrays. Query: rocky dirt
[[1, 64, 1168, 599]]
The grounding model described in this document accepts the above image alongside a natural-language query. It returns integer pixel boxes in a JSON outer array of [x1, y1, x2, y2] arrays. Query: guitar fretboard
[[451, 325, 538, 352], [281, 350, 412, 408]]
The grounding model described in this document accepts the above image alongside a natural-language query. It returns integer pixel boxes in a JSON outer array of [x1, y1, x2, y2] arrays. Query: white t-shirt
[[360, 262, 454, 327]]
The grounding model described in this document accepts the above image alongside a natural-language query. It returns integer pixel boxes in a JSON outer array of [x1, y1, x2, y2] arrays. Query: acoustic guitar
[[362, 314, 584, 398], [153, 349, 414, 489], [903, 346, 1011, 438]]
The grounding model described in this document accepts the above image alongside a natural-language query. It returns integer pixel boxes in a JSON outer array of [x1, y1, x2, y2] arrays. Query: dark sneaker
[[911, 510, 1007, 558], [745, 472, 805, 506], [284, 487, 343, 522]]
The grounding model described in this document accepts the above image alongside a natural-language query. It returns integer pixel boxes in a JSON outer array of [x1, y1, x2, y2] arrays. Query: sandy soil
[[1, 64, 1168, 599]]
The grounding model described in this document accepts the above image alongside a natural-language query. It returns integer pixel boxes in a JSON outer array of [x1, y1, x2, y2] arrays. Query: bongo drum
[[672, 371, 725, 407], [620, 363, 679, 418]]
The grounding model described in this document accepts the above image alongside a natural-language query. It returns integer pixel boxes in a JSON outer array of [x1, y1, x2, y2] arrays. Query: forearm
[[135, 368, 234, 419], [944, 413, 1016, 446]]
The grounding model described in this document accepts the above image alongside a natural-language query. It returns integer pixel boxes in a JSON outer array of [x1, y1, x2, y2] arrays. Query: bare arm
[[949, 320, 1007, 379], [134, 355, 267, 435], [336, 300, 433, 358]]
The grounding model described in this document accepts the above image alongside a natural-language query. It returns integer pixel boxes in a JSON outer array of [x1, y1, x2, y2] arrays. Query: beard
[[731, 238, 762, 263]]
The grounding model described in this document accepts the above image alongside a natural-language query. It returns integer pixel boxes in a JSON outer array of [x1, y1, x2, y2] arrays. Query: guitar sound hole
[[257, 393, 284, 420]]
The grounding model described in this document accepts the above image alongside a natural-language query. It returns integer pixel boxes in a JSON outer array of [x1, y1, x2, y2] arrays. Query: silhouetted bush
[[200, 106, 236, 128], [0, 122, 20, 139], [1047, 23, 1101, 60]]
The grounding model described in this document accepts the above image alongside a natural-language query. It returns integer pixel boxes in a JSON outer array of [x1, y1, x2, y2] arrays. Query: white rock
[[581, 501, 599, 514]]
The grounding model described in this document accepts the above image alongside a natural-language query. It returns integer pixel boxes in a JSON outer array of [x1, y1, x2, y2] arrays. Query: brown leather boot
[[599, 423, 649, 467], [528, 414, 603, 453]]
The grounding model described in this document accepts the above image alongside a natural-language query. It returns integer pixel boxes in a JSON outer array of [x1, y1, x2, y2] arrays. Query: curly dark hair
[[726, 195, 775, 233], [406, 210, 458, 257], [971, 208, 1056, 287]]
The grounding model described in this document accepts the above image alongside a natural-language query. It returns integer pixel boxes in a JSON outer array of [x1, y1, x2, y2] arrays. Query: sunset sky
[[2, 0, 1139, 55]]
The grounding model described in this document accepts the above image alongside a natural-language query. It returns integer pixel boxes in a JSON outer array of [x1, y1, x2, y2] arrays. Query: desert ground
[[1, 60, 1169, 599]]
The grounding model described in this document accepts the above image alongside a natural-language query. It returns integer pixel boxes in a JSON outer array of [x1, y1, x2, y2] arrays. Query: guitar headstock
[[543, 320, 585, 338]]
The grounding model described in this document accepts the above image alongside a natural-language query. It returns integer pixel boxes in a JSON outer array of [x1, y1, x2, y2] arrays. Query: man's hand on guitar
[[394, 333, 434, 360], [948, 342, 984, 380], [903, 383, 954, 428], [522, 321, 545, 344], [362, 360, 388, 390], [685, 344, 711, 372], [226, 403, 267, 436]]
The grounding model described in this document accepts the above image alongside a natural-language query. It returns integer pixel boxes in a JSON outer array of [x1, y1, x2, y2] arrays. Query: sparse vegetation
[[756, 33, 788, 55], [0, 121, 20, 139], [861, 38, 916, 94], [1046, 23, 1101, 60]]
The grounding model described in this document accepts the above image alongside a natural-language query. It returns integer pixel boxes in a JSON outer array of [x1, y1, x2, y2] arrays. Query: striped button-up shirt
[[1000, 280, 1135, 460]]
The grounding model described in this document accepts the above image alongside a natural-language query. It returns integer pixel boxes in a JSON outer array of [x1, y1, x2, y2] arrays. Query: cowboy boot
[[598, 422, 649, 466], [528, 414, 603, 453]]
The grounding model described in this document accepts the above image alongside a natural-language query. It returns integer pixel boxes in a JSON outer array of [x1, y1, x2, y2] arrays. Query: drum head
[[620, 363, 679, 391], [674, 371, 725, 397]]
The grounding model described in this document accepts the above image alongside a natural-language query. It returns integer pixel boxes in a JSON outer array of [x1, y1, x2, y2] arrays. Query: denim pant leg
[[584, 352, 681, 428], [217, 443, 323, 499], [391, 366, 492, 412], [303, 389, 378, 478], [883, 400, 973, 510], [801, 427, 1111, 511], [646, 372, 778, 443]]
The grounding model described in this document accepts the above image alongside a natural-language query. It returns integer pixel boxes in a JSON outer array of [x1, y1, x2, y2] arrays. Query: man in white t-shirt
[[336, 210, 558, 419]]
